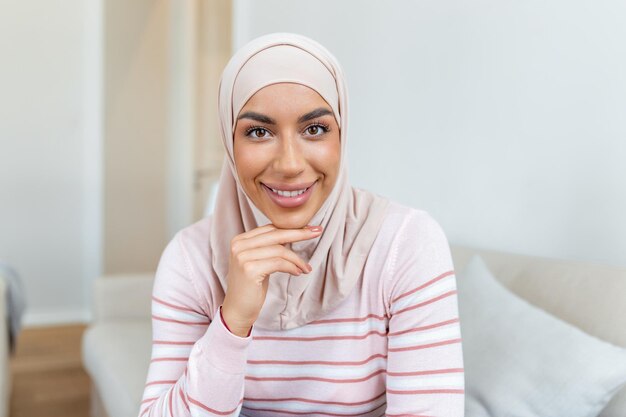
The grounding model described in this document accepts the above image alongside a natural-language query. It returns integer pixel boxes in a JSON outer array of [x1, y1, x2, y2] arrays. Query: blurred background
[[0, 0, 625, 415]]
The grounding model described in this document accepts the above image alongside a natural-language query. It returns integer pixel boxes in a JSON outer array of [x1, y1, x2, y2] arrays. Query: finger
[[233, 224, 276, 242], [247, 257, 305, 278], [237, 227, 323, 252], [238, 244, 311, 273]]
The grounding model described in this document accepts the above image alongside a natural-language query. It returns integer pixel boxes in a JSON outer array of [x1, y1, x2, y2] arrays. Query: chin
[[266, 210, 312, 229]]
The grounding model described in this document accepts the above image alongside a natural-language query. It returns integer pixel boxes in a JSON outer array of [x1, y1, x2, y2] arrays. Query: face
[[233, 83, 341, 229]]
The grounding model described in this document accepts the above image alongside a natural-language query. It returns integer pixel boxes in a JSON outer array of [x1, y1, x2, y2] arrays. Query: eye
[[245, 126, 272, 139], [303, 122, 330, 138], [307, 126, 321, 135]]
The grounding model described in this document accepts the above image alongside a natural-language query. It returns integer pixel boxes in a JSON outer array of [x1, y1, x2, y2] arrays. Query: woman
[[139, 33, 464, 417]]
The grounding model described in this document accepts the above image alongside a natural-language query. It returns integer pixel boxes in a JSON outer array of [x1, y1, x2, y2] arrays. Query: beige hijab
[[210, 32, 390, 330]]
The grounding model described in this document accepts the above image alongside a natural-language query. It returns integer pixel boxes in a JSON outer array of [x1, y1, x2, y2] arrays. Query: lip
[[261, 180, 317, 192], [261, 180, 317, 208]]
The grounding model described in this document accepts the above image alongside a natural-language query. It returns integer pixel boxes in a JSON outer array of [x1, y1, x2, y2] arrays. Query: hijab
[[210, 32, 390, 330]]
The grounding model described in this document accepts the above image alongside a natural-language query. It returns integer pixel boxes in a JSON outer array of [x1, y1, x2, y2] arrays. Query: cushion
[[82, 320, 152, 417], [457, 255, 626, 417]]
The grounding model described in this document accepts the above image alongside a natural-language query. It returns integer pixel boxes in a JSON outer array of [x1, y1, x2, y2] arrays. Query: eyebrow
[[237, 111, 276, 124], [297, 108, 333, 123], [236, 107, 333, 125]]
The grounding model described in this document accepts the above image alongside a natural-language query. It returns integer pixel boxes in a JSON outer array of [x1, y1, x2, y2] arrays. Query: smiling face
[[233, 83, 341, 229]]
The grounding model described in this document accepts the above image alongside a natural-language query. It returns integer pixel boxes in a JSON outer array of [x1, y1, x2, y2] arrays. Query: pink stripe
[[187, 395, 243, 416], [387, 367, 464, 377], [241, 402, 386, 416], [387, 388, 465, 395], [388, 338, 462, 353], [388, 318, 459, 337], [393, 291, 457, 316], [245, 368, 385, 383], [152, 295, 204, 314], [139, 406, 150, 417], [253, 329, 386, 342], [152, 314, 210, 325], [179, 385, 189, 411], [309, 313, 387, 325], [150, 357, 188, 363], [247, 353, 387, 366], [153, 340, 196, 345], [139, 396, 161, 417], [392, 270, 455, 303], [145, 379, 177, 387], [245, 391, 385, 406]]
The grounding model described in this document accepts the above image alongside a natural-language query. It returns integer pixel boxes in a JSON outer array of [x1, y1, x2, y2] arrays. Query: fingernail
[[307, 263, 312, 272], [305, 226, 323, 233]]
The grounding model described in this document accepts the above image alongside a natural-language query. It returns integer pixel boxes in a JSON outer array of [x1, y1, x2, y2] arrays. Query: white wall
[[0, 0, 217, 326], [103, 0, 169, 274], [0, 0, 99, 325], [233, 0, 626, 267]]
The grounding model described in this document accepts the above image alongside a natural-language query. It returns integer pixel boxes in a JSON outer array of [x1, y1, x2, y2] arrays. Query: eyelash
[[244, 121, 331, 139]]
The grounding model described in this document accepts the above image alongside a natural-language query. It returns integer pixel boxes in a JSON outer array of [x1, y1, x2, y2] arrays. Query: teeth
[[270, 187, 308, 197]]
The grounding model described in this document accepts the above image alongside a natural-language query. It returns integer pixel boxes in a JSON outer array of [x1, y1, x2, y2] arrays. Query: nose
[[273, 132, 305, 177]]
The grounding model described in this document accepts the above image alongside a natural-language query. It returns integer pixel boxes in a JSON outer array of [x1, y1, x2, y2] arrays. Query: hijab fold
[[210, 33, 389, 330]]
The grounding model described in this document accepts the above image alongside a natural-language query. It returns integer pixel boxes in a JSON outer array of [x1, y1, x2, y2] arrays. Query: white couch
[[81, 245, 626, 417], [0, 278, 10, 417]]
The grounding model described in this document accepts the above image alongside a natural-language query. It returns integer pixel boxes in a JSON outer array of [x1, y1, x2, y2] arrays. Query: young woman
[[139, 33, 464, 417]]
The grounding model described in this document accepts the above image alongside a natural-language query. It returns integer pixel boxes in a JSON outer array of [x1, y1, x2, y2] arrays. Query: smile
[[261, 181, 317, 208]]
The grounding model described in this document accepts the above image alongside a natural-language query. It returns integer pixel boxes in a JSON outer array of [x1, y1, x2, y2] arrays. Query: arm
[[385, 211, 465, 417], [138, 232, 252, 417], [140, 222, 319, 416]]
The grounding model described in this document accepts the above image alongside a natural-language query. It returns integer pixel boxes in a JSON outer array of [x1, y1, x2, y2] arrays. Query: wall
[[0, 0, 91, 324], [166, 0, 232, 237], [192, 0, 231, 221], [103, 0, 169, 274], [0, 0, 172, 325], [233, 0, 626, 267]]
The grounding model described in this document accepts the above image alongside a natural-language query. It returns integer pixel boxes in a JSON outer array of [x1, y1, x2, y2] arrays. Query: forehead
[[240, 83, 332, 116]]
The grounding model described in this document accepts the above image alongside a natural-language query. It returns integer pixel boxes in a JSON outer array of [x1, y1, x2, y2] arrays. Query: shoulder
[[156, 215, 214, 288], [155, 215, 213, 279], [376, 200, 449, 256], [374, 201, 454, 299], [178, 214, 213, 243], [170, 215, 214, 261]]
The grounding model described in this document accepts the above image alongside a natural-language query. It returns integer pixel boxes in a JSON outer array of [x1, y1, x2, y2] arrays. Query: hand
[[221, 224, 323, 336]]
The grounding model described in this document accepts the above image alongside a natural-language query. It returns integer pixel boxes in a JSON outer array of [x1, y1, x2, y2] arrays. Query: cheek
[[233, 140, 264, 186], [308, 138, 341, 179]]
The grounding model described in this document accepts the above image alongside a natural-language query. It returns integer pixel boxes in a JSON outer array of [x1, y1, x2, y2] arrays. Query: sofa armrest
[[92, 273, 155, 322]]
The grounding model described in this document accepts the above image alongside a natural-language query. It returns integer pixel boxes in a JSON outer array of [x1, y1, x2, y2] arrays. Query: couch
[[81, 245, 626, 417]]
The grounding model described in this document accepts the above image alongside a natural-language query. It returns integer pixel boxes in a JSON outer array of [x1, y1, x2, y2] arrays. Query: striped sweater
[[139, 201, 465, 417]]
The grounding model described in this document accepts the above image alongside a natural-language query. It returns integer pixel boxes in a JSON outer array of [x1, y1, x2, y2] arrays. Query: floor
[[9, 324, 91, 417]]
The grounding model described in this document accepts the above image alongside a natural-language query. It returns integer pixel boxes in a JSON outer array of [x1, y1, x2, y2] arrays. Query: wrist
[[220, 305, 253, 337]]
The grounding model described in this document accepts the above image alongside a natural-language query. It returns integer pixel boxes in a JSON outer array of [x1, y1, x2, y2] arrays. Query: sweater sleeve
[[138, 231, 252, 417], [384, 210, 465, 417]]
